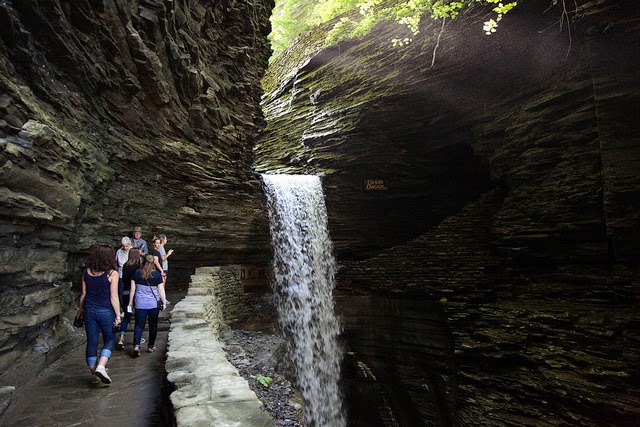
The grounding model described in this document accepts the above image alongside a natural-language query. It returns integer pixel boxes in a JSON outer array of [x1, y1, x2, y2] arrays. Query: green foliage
[[269, 0, 519, 59], [325, 17, 354, 45], [323, 0, 455, 45], [252, 374, 274, 387], [481, 0, 518, 35], [269, 0, 313, 56], [392, 37, 413, 46], [314, 0, 361, 22], [269, 0, 362, 58], [431, 1, 464, 20]]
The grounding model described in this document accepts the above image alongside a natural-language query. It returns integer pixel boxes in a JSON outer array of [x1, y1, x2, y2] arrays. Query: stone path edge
[[166, 267, 275, 427]]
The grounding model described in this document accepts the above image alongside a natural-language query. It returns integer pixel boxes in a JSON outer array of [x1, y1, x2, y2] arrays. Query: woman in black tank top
[[76, 244, 121, 384]]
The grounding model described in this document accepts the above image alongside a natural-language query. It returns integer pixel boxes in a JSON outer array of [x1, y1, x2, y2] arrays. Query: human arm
[[158, 282, 168, 311], [77, 272, 87, 318], [161, 249, 173, 260], [153, 255, 165, 276], [109, 271, 121, 324], [128, 279, 136, 308]]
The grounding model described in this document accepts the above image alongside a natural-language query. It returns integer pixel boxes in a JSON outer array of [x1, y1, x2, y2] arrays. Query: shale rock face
[[256, 0, 640, 425], [0, 0, 273, 385]]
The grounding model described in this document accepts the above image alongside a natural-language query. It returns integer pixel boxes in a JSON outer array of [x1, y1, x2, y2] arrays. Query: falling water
[[262, 174, 345, 427]]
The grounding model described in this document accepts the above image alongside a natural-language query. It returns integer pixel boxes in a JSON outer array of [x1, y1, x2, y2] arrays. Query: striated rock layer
[[256, 0, 640, 425], [0, 0, 273, 386]]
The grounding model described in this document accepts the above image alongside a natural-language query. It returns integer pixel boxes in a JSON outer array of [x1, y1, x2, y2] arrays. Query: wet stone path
[[1, 288, 186, 427]]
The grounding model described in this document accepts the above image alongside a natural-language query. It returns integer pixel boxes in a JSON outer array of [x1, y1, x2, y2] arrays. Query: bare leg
[[94, 356, 112, 384], [98, 356, 109, 367]]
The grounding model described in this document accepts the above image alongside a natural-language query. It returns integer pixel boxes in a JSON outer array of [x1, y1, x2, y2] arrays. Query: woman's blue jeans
[[120, 309, 132, 338], [119, 291, 132, 337], [84, 305, 116, 367], [134, 307, 159, 348], [118, 278, 124, 307]]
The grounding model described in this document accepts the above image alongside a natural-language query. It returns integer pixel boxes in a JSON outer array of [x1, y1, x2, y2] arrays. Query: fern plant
[[252, 374, 274, 387]]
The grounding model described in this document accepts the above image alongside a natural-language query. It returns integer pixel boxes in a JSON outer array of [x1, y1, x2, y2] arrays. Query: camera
[[112, 324, 121, 333]]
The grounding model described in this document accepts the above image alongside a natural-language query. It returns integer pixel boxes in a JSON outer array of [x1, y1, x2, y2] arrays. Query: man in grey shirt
[[130, 226, 148, 255]]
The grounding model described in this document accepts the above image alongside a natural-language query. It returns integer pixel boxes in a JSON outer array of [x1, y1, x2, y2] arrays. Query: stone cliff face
[[0, 0, 273, 385], [256, 0, 640, 425], [1, 0, 638, 424]]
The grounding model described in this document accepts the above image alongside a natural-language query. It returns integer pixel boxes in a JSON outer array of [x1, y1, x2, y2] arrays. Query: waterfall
[[262, 174, 345, 427]]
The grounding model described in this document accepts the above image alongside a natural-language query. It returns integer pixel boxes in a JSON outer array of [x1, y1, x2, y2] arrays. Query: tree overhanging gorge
[[268, 0, 517, 59]]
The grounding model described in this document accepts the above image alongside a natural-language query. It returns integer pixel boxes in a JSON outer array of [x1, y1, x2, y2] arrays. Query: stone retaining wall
[[166, 266, 274, 427]]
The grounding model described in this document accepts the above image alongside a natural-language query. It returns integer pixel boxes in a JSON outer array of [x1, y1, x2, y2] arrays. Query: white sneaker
[[94, 365, 112, 384], [140, 338, 146, 344]]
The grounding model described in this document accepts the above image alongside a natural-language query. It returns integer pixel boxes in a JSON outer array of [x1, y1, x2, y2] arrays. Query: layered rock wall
[[0, 0, 273, 385], [256, 0, 640, 424]]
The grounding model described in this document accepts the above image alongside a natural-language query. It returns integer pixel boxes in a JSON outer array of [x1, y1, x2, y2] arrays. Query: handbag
[[73, 315, 84, 328], [149, 281, 164, 311]]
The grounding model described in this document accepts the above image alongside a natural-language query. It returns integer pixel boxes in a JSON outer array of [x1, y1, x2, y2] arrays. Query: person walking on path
[[117, 247, 142, 349], [148, 236, 166, 281], [115, 236, 131, 276], [75, 243, 121, 384], [129, 254, 167, 357], [157, 233, 174, 279], [115, 236, 131, 307], [130, 226, 148, 255]]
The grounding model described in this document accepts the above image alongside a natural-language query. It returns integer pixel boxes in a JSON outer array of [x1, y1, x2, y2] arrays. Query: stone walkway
[[0, 287, 186, 427], [1, 275, 278, 427], [165, 267, 276, 427]]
